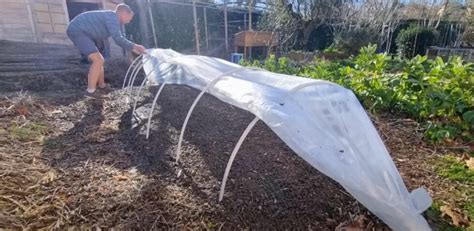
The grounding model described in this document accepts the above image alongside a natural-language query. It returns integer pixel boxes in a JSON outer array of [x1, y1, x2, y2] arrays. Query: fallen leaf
[[128, 168, 138, 174], [100, 121, 120, 131], [325, 218, 338, 227], [335, 215, 366, 231], [16, 105, 29, 116], [41, 171, 57, 183], [466, 158, 474, 171], [444, 139, 455, 145], [335, 223, 364, 231], [113, 174, 129, 181], [457, 153, 469, 162], [461, 153, 470, 160], [440, 205, 469, 227], [57, 192, 69, 201]]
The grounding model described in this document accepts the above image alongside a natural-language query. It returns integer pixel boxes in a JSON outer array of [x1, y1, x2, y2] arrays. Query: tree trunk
[[301, 20, 322, 49], [434, 0, 449, 29]]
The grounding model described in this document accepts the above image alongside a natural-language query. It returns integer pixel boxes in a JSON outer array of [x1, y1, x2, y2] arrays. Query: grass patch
[[433, 156, 474, 230], [9, 122, 48, 142], [42, 139, 64, 150], [436, 156, 474, 183]]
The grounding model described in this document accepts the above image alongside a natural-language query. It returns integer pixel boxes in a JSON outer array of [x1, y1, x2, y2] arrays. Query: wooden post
[[380, 23, 385, 47], [248, 0, 253, 59], [26, 0, 38, 42], [192, 0, 200, 55], [224, 0, 229, 53], [148, 0, 158, 48], [244, 13, 247, 31], [385, 22, 391, 53], [248, 0, 253, 31], [137, 0, 150, 48], [204, 7, 209, 49]]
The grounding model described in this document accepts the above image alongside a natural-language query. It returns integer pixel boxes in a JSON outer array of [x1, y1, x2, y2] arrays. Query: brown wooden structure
[[234, 30, 278, 58]]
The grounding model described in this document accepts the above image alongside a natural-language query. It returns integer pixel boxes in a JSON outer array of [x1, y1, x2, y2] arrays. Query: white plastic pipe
[[128, 53, 170, 92], [219, 116, 259, 202], [289, 80, 338, 93], [132, 61, 173, 115], [175, 67, 265, 163], [132, 77, 149, 116], [127, 54, 155, 94], [218, 82, 338, 202], [127, 61, 148, 96], [124, 61, 146, 100], [145, 79, 170, 139], [122, 54, 144, 89], [122, 55, 143, 89], [132, 62, 178, 115], [131, 56, 181, 128]]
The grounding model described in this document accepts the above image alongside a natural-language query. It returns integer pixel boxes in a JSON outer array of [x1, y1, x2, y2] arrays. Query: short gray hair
[[115, 3, 134, 14]]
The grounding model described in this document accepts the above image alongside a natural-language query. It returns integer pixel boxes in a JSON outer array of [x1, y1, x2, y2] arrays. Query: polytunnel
[[123, 49, 433, 231]]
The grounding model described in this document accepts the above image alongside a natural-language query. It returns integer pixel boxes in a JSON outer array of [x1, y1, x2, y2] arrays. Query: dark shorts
[[67, 30, 109, 59]]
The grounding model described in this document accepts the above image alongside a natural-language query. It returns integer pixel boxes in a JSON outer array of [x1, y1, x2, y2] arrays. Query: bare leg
[[87, 52, 105, 92], [98, 63, 106, 88]]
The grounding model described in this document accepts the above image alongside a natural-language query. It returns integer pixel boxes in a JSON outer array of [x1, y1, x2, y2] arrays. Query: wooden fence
[[426, 47, 474, 62]]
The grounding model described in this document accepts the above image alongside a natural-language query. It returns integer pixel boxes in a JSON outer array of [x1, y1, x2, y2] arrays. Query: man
[[67, 3, 146, 99]]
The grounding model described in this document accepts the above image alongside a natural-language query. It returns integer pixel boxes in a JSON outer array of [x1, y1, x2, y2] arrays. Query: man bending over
[[67, 3, 146, 98]]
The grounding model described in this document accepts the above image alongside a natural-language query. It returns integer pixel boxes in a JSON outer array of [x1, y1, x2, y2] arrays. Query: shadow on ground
[[40, 85, 362, 229], [1, 40, 368, 229]]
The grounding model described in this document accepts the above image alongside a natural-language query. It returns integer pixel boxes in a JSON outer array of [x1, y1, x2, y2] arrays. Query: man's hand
[[133, 44, 147, 54]]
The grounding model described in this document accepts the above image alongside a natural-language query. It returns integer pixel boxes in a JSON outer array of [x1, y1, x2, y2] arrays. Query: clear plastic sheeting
[[141, 49, 432, 231]]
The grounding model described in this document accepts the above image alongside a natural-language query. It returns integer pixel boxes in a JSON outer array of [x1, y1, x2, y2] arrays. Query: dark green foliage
[[396, 25, 438, 58], [333, 28, 379, 55], [307, 24, 333, 51]]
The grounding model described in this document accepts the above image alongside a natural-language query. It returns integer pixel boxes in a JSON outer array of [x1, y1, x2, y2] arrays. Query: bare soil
[[0, 40, 470, 230]]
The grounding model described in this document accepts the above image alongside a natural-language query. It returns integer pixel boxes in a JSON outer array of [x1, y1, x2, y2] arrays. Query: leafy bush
[[332, 28, 378, 54], [323, 44, 341, 53], [307, 24, 334, 51], [245, 45, 474, 143], [242, 54, 300, 75], [396, 26, 438, 58]]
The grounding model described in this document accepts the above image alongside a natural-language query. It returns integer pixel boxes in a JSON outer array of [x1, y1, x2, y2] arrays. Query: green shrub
[[323, 44, 340, 53], [307, 24, 333, 51], [396, 26, 438, 58], [333, 28, 378, 55]]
